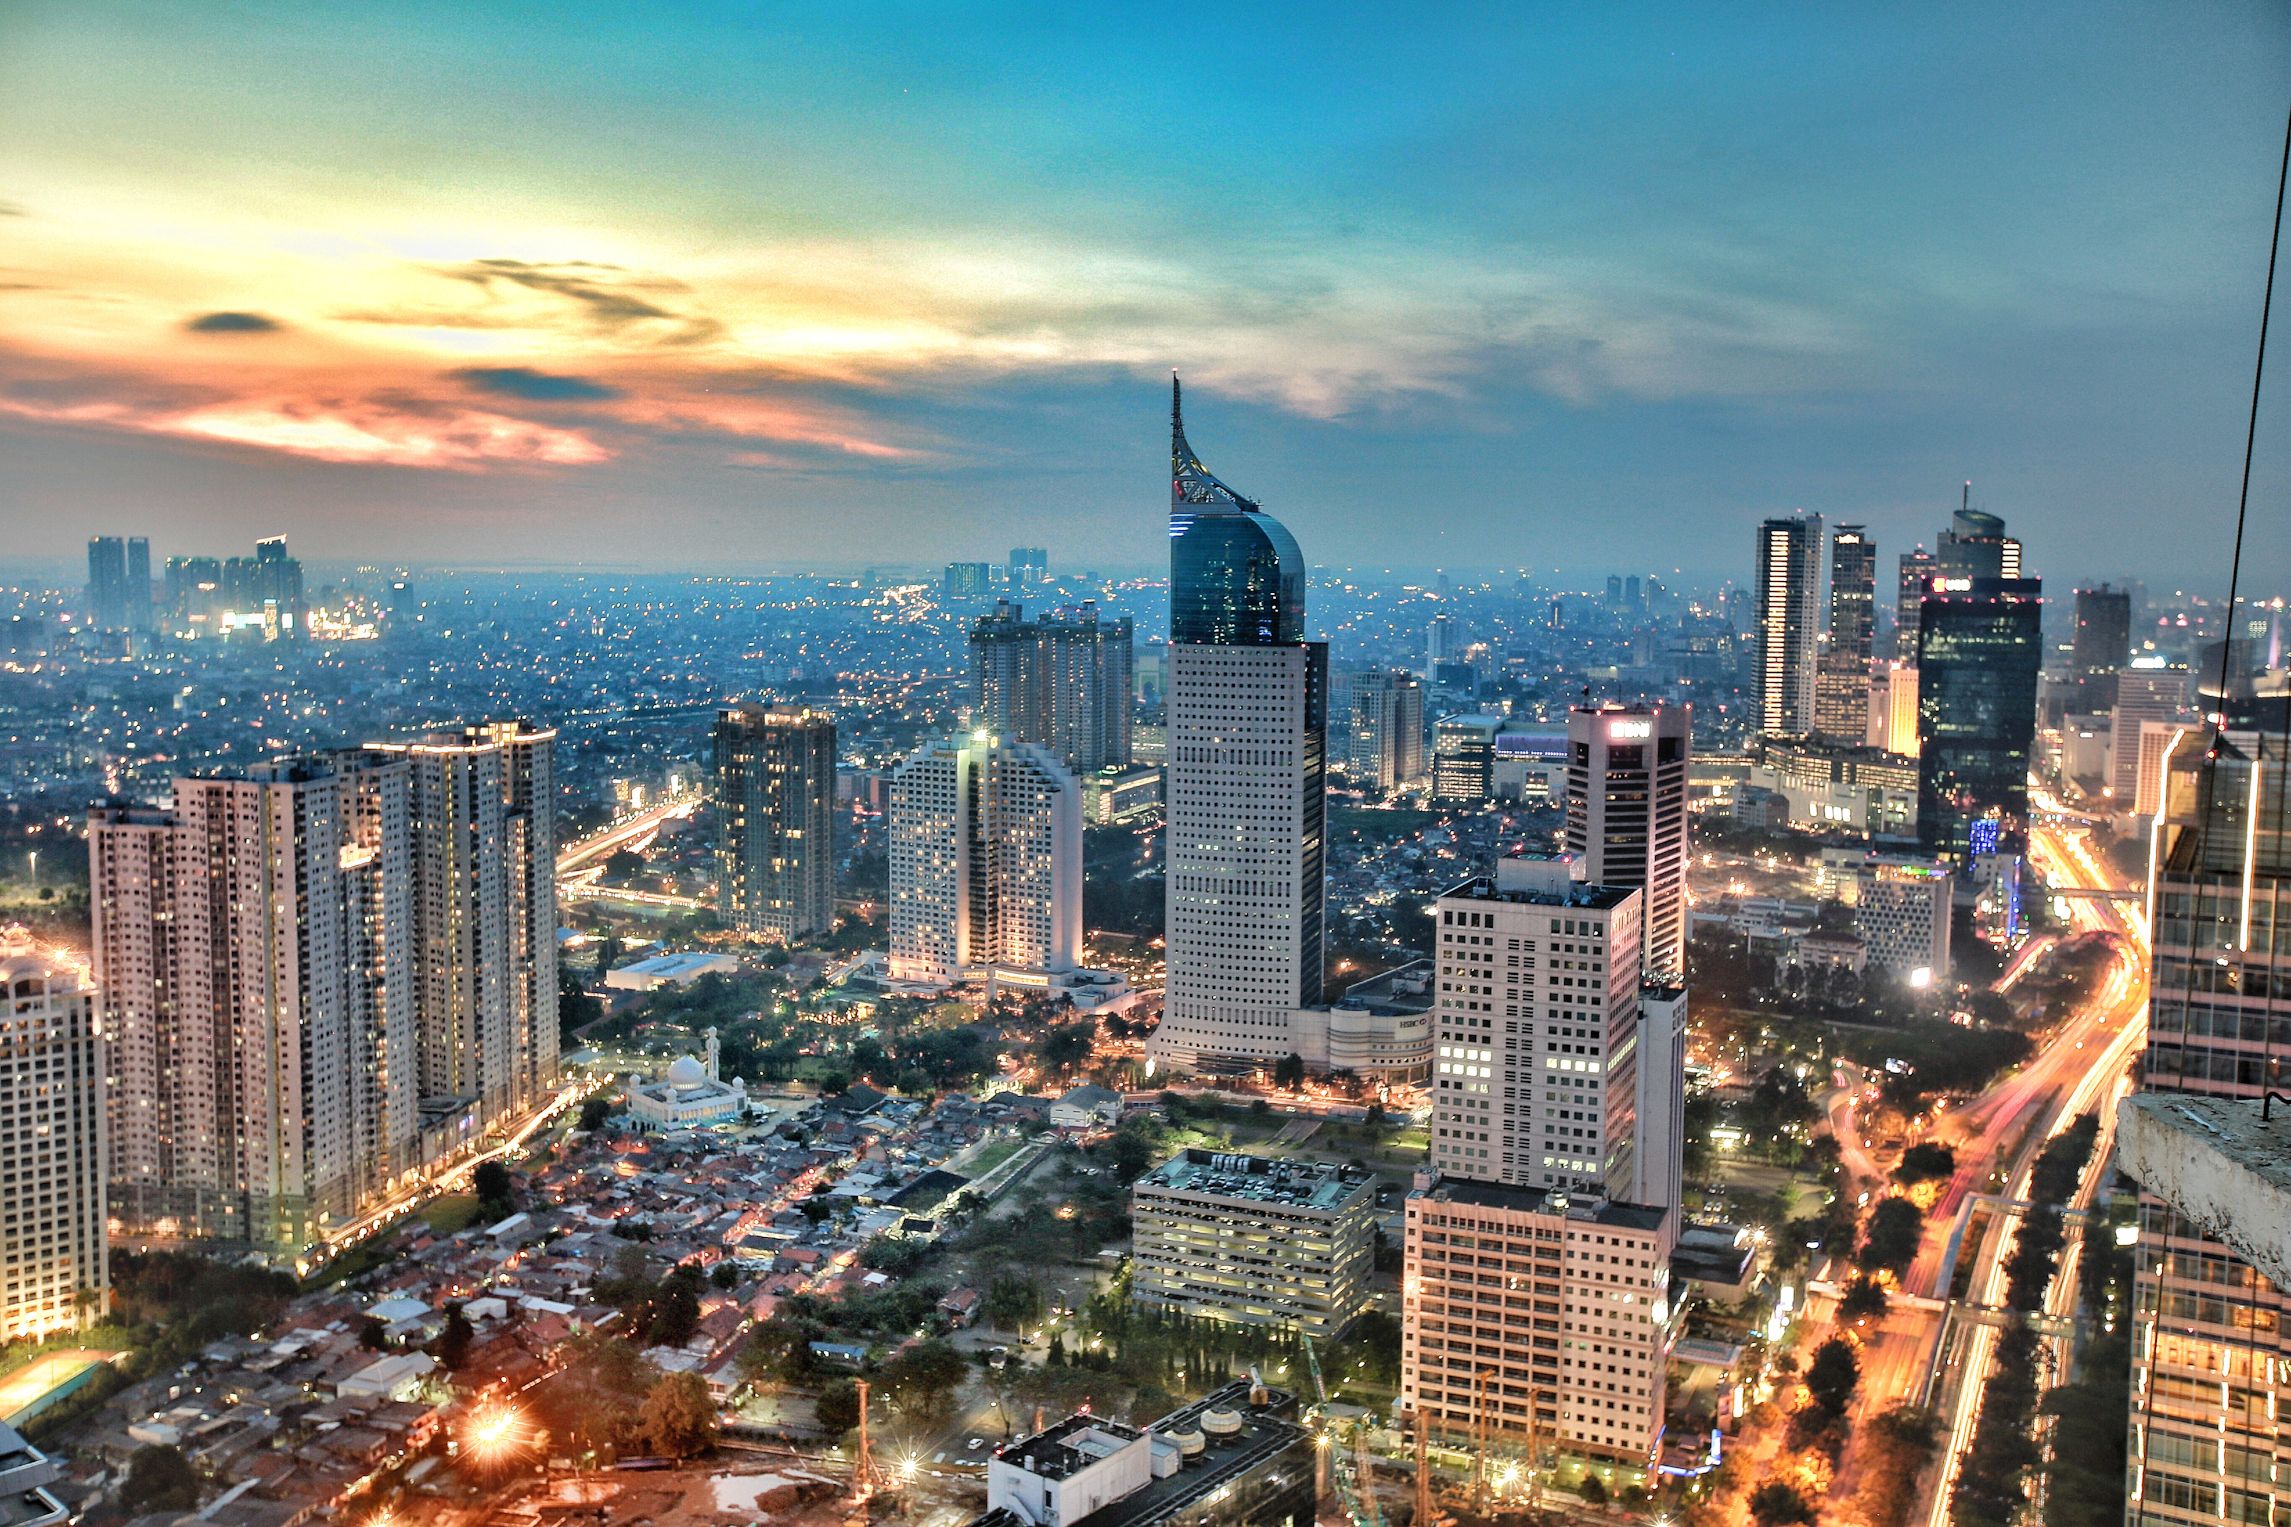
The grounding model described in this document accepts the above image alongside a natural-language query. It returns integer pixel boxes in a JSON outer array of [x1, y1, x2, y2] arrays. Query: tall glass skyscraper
[[1815, 525, 1875, 739], [1151, 378, 1328, 1072], [1914, 575, 2042, 862]]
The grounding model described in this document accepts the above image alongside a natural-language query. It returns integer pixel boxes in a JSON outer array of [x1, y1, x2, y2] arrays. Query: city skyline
[[4, 4, 2290, 583]]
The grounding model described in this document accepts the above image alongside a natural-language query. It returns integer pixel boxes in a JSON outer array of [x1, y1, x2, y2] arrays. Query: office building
[[1349, 669, 1426, 793], [86, 535, 149, 635], [1152, 378, 1328, 1071], [1564, 703, 1690, 981], [1746, 732, 1920, 838], [1894, 547, 1936, 661], [943, 561, 993, 599], [1816, 525, 1876, 739], [888, 732, 1083, 988], [365, 722, 558, 1127], [713, 705, 837, 942], [1936, 500, 2022, 581], [1129, 1149, 1377, 1339], [1432, 713, 1503, 806], [1849, 857, 1953, 983], [1633, 985, 1688, 1212], [1866, 661, 1920, 755], [968, 1381, 1314, 1527], [1753, 514, 1823, 735], [91, 756, 417, 1255], [1914, 575, 2043, 863], [970, 600, 1134, 774], [2073, 584, 2132, 677], [2111, 663, 2191, 810], [2125, 727, 2291, 1527], [0, 931, 108, 1343], [1427, 611, 1457, 675]]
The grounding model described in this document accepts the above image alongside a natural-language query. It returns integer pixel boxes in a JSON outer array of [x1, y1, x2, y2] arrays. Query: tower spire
[[1168, 373, 1259, 514]]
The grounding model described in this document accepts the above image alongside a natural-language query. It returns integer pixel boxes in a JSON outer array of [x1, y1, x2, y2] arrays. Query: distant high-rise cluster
[[970, 599, 1134, 775], [90, 721, 557, 1258], [85, 535, 151, 636], [159, 535, 307, 642], [713, 705, 838, 942]]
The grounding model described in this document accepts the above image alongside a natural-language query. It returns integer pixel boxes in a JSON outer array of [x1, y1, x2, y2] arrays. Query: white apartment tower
[[0, 930, 109, 1341], [1151, 379, 1328, 1071], [888, 732, 1082, 985], [1564, 703, 1690, 981], [1350, 669, 1426, 793], [1754, 514, 1823, 736]]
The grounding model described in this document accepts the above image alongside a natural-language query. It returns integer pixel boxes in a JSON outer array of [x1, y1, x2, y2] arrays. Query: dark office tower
[[1894, 548, 1936, 660], [1816, 525, 1876, 740], [1152, 376, 1328, 1071], [714, 705, 837, 943], [1914, 576, 2042, 862], [2124, 726, 2291, 1527], [2072, 583, 2131, 677], [970, 599, 1134, 774], [1753, 514, 1823, 736], [1565, 702, 1692, 981], [86, 536, 130, 632], [1935, 498, 2022, 581]]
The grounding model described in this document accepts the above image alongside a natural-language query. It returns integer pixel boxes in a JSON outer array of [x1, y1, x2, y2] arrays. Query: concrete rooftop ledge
[[2118, 1092, 2291, 1290]]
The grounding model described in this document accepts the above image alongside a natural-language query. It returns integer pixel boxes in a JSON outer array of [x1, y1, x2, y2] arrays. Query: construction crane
[[1299, 1337, 1382, 1527]]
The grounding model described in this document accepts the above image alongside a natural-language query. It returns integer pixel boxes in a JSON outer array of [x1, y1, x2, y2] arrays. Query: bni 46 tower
[[1149, 378, 1328, 1073]]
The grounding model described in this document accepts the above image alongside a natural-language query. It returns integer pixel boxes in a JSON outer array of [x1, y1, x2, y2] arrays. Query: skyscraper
[[85, 536, 138, 634], [1754, 514, 1823, 736], [1564, 702, 1691, 981], [888, 732, 1081, 986], [2072, 584, 2132, 676], [366, 722, 558, 1127], [1431, 713, 1502, 806], [91, 756, 416, 1254], [1816, 525, 1875, 739], [2125, 726, 2291, 1527], [713, 705, 838, 941], [2110, 664, 2191, 809], [1894, 546, 1936, 661], [1349, 670, 1426, 793], [0, 930, 108, 1341], [219, 535, 305, 640], [1151, 378, 1328, 1071], [1936, 500, 2022, 581], [1914, 575, 2043, 862], [970, 600, 1134, 774]]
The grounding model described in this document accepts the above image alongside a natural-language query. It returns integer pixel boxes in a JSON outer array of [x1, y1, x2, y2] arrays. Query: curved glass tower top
[[1168, 375, 1305, 645]]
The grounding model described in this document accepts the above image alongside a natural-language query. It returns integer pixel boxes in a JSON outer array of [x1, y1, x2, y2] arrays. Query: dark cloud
[[185, 310, 284, 333], [0, 200, 26, 217], [451, 366, 621, 401], [436, 259, 722, 346]]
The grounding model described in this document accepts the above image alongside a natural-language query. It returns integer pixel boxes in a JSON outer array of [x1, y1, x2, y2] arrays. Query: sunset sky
[[3, 2, 2288, 582]]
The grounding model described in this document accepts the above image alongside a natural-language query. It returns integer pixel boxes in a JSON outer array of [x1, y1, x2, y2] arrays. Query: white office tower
[[1407, 851, 1678, 1468], [1152, 378, 1329, 1072], [888, 732, 1082, 986], [1350, 669, 1427, 792], [2110, 662, 2191, 810], [1754, 513, 1824, 736], [1564, 702, 1691, 981], [91, 756, 416, 1256], [0, 930, 108, 1341], [366, 722, 559, 1128]]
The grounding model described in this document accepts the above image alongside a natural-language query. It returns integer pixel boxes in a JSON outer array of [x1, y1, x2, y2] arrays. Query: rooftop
[[1415, 1174, 1671, 1233], [980, 1380, 1308, 1527], [1139, 1149, 1374, 1213], [2118, 1092, 2291, 1290]]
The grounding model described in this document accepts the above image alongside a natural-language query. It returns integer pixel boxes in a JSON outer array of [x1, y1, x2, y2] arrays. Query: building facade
[[888, 732, 1082, 986], [713, 705, 837, 942], [1350, 669, 1427, 793], [1866, 661, 1920, 755], [971, 600, 1134, 775], [1914, 575, 2042, 863], [1432, 713, 1503, 806], [1129, 1149, 1376, 1339], [1153, 379, 1328, 1071], [1816, 525, 1876, 740], [0, 932, 108, 1342], [2111, 664, 2191, 811], [1753, 514, 1823, 736], [1849, 856, 1954, 982], [1564, 703, 1690, 981]]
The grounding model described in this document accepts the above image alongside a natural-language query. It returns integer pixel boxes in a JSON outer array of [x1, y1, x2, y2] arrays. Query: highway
[[555, 792, 709, 909]]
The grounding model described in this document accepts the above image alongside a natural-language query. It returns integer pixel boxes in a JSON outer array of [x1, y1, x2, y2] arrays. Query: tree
[[647, 1266, 704, 1347], [121, 1444, 200, 1513], [1805, 1337, 1861, 1418], [473, 1160, 517, 1220], [1107, 1117, 1164, 1184], [814, 1377, 863, 1436], [358, 1316, 389, 1351], [1895, 1142, 1957, 1185], [642, 1371, 717, 1458], [1579, 1473, 1609, 1506], [1858, 1196, 1925, 1276], [437, 1301, 475, 1370], [579, 1096, 615, 1132], [984, 1276, 1043, 1335], [881, 1338, 969, 1423], [709, 1261, 741, 1290], [1272, 1052, 1307, 1091], [1839, 1273, 1890, 1325], [1750, 1482, 1816, 1527]]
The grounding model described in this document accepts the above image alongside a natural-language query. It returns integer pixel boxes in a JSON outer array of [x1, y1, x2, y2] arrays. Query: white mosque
[[626, 1028, 749, 1131]]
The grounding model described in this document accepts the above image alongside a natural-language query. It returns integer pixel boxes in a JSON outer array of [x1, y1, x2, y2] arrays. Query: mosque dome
[[666, 1056, 708, 1088]]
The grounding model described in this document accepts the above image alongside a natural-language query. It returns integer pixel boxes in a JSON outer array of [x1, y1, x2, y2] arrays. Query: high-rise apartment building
[[2125, 726, 2291, 1527], [1152, 379, 1328, 1071], [1754, 514, 1823, 736], [1349, 670, 1426, 793], [1914, 575, 2042, 862], [944, 562, 993, 600], [365, 722, 558, 1127], [85, 536, 149, 635], [2111, 663, 2191, 810], [888, 732, 1081, 986], [1563, 703, 1690, 981], [1432, 713, 1502, 806], [970, 600, 1134, 774], [1426, 612, 1458, 677], [91, 756, 416, 1254], [1007, 546, 1049, 586], [1816, 526, 1876, 739], [0, 930, 108, 1342], [1894, 547, 1936, 661], [713, 705, 837, 942]]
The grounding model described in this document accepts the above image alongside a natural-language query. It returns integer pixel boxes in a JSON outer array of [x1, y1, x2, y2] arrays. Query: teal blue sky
[[1, 1, 2286, 587]]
